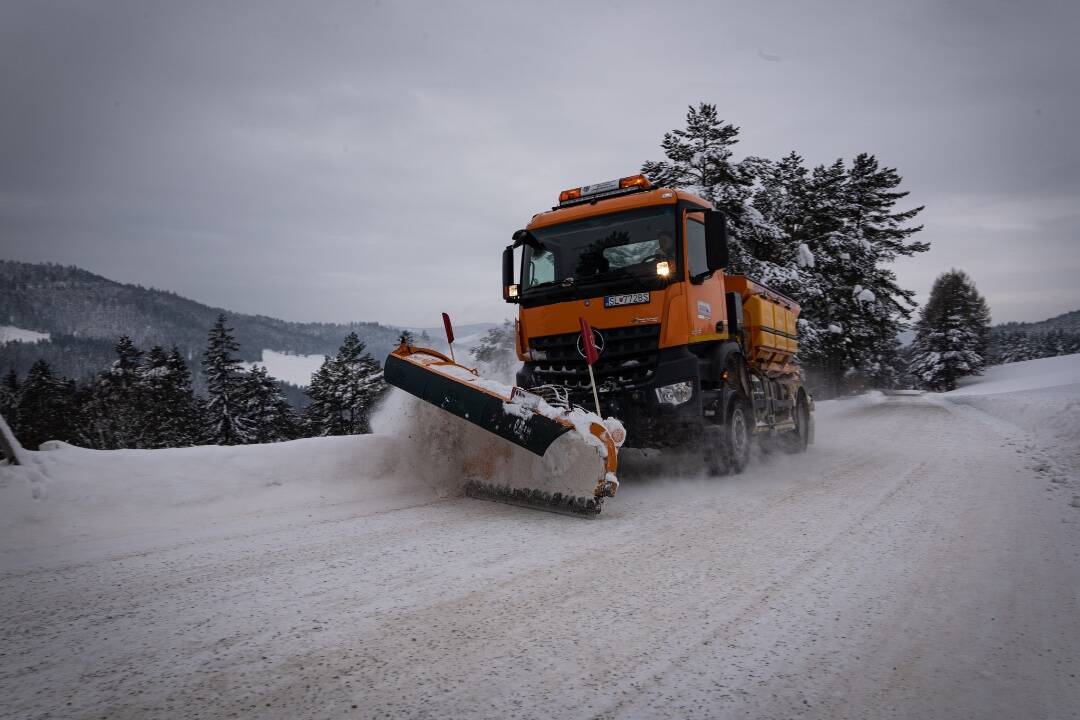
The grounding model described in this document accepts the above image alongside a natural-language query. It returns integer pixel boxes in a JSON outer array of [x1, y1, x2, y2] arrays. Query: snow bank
[[0, 428, 448, 552], [942, 354, 1080, 469], [948, 353, 1080, 396], [0, 325, 50, 343]]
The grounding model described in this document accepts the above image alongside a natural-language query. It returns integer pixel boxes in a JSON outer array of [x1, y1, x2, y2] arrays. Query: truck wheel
[[724, 399, 751, 474], [702, 424, 728, 477], [784, 394, 810, 453]]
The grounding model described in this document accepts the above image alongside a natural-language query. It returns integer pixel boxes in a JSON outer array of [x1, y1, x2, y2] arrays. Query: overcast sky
[[1, 0, 1077, 327]]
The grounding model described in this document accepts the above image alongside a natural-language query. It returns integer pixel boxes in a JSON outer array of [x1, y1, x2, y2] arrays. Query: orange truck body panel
[[518, 186, 800, 378], [510, 177, 811, 453]]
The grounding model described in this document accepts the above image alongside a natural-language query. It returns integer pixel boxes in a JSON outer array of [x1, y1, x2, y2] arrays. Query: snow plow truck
[[385, 174, 813, 516]]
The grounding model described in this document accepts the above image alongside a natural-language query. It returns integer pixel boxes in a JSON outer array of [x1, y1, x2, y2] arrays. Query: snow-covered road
[[2, 386, 1079, 718]]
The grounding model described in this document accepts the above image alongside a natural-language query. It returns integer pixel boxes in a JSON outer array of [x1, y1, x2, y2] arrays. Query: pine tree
[[14, 360, 82, 449], [303, 356, 336, 435], [340, 333, 386, 435], [778, 156, 926, 392], [165, 347, 204, 445], [304, 333, 386, 436], [202, 314, 253, 445], [88, 336, 148, 448], [470, 320, 517, 375], [0, 369, 18, 428], [908, 270, 991, 391], [241, 366, 299, 443], [141, 345, 203, 447], [641, 103, 763, 272]]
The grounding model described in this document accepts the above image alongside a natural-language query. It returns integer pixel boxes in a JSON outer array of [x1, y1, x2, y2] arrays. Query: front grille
[[528, 324, 661, 402]]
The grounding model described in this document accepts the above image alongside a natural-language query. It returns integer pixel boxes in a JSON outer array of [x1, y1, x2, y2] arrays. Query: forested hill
[[988, 308, 1080, 364], [0, 260, 405, 381], [993, 309, 1080, 335]]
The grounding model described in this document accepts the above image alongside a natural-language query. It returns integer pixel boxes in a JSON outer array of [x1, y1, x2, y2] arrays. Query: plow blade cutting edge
[[383, 343, 621, 515]]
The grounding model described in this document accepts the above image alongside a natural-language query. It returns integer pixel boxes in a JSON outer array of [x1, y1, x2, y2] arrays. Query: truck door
[[683, 209, 727, 344]]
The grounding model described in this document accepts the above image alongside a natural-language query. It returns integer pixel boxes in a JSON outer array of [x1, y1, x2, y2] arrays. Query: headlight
[[655, 380, 693, 406], [656, 261, 671, 277]]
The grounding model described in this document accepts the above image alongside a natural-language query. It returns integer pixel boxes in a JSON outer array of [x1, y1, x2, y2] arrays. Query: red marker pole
[[442, 312, 456, 363], [579, 317, 601, 415]]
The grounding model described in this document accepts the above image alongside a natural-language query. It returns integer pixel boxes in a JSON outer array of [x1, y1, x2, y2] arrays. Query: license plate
[[604, 292, 651, 308]]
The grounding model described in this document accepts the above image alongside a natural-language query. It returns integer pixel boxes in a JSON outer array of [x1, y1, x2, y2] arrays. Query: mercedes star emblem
[[576, 329, 605, 359]]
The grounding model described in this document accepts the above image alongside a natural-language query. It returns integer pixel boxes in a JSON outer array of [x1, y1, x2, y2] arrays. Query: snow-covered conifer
[[787, 156, 927, 392], [907, 270, 991, 391], [141, 345, 203, 447], [0, 369, 18, 427], [14, 360, 82, 449], [641, 103, 763, 272], [87, 336, 149, 448], [304, 333, 386, 436], [241, 366, 299, 443], [470, 321, 517, 376], [202, 314, 253, 445]]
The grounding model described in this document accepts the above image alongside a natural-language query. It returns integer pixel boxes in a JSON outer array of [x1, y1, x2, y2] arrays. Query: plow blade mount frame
[[383, 343, 619, 515]]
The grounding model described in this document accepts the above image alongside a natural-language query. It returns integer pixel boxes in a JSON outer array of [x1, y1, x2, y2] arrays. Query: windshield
[[522, 206, 676, 291]]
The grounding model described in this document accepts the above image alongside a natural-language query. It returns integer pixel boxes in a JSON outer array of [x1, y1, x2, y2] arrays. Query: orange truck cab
[[501, 174, 813, 472]]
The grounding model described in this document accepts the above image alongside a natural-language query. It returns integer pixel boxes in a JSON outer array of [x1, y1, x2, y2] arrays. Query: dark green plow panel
[[384, 354, 572, 457]]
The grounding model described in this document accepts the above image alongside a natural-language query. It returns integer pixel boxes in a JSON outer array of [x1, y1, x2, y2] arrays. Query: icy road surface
[[2, 391, 1079, 718]]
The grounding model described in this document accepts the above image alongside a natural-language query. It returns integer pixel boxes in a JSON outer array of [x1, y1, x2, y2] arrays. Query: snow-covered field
[[0, 325, 50, 343], [236, 328, 494, 388], [240, 349, 327, 388], [2, 356, 1079, 719]]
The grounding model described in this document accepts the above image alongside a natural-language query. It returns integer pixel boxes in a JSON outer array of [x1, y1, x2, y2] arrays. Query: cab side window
[[686, 218, 708, 278], [527, 249, 555, 288]]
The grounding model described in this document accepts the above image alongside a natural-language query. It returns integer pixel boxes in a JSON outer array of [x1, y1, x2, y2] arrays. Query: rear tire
[[723, 399, 752, 474], [784, 394, 810, 453]]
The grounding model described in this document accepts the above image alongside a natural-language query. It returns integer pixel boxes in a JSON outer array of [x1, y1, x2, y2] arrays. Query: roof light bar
[[557, 174, 653, 206]]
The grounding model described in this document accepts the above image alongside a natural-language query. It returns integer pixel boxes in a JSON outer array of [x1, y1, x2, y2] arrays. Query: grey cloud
[[1, 0, 1077, 326]]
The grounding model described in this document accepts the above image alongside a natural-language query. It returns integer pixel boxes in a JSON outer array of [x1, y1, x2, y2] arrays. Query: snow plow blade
[[383, 343, 621, 515]]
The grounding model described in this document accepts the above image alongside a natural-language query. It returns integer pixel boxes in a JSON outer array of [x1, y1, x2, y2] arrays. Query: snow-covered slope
[[950, 352, 1080, 396], [0, 325, 50, 343], [240, 349, 326, 387], [945, 353, 1080, 468], [1, 358, 1078, 719]]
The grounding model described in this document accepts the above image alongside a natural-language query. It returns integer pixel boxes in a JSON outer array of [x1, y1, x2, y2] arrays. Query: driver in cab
[[656, 231, 676, 261]]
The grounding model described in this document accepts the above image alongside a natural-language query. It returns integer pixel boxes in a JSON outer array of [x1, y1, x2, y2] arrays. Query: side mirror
[[705, 210, 729, 272], [502, 246, 519, 303], [512, 228, 544, 251]]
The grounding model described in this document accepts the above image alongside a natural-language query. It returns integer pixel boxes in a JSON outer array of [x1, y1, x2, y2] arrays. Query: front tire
[[702, 424, 728, 477], [724, 399, 752, 474]]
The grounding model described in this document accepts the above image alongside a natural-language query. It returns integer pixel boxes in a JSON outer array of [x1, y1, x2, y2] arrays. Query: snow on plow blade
[[383, 343, 621, 515]]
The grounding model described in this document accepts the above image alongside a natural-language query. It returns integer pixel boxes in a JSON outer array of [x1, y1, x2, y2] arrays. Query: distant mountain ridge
[[992, 309, 1080, 335], [987, 308, 1080, 365], [0, 260, 406, 384]]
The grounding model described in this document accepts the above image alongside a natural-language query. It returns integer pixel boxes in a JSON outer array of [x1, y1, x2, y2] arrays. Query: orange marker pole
[[442, 312, 456, 363]]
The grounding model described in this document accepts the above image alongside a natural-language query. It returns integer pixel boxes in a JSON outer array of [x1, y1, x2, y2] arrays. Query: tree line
[[0, 314, 388, 452], [640, 103, 1079, 394], [987, 329, 1080, 365]]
